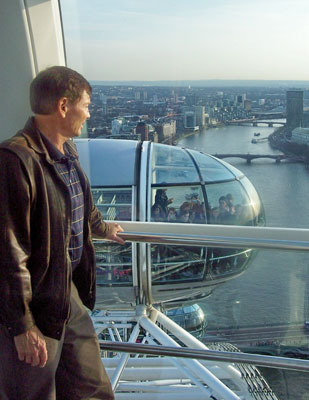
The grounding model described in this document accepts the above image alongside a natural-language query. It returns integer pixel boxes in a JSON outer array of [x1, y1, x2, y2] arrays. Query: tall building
[[185, 93, 197, 106], [194, 106, 205, 127], [183, 110, 196, 129], [153, 95, 158, 106], [100, 93, 108, 116], [236, 94, 246, 106], [112, 118, 123, 135], [136, 121, 149, 141], [286, 90, 303, 131], [291, 127, 309, 145], [155, 121, 176, 142], [244, 100, 252, 111]]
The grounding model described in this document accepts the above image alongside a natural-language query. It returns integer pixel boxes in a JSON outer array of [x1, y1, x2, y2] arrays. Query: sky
[[60, 0, 309, 82]]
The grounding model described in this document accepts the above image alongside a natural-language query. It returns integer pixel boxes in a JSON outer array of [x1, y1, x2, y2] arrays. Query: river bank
[[175, 124, 225, 144], [269, 128, 309, 163]]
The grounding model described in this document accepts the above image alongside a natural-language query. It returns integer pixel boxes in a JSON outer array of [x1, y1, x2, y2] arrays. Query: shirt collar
[[40, 132, 76, 162]]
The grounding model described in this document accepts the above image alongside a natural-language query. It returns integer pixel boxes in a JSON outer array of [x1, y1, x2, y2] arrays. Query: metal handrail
[[101, 341, 309, 373], [102, 221, 309, 251], [96, 221, 309, 374]]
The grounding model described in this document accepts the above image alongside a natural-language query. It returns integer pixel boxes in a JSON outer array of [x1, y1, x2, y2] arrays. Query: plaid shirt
[[41, 134, 84, 271]]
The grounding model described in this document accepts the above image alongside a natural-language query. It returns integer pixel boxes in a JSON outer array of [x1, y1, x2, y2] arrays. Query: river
[[179, 124, 309, 399]]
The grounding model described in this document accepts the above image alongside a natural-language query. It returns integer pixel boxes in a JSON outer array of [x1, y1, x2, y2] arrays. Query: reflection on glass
[[240, 176, 265, 225], [150, 183, 257, 285], [208, 248, 252, 278], [94, 242, 133, 286], [152, 143, 199, 184], [189, 150, 236, 182], [151, 185, 205, 223], [206, 180, 256, 226], [165, 304, 206, 335], [93, 187, 133, 286], [151, 243, 252, 285], [91, 188, 132, 220], [152, 245, 207, 284]]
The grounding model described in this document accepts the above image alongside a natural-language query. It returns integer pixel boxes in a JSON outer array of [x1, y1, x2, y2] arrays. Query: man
[[0, 66, 124, 399]]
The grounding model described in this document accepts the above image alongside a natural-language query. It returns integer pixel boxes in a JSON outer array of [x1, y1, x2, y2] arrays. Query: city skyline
[[61, 0, 309, 82]]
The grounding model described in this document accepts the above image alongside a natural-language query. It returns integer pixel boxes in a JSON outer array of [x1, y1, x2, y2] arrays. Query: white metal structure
[[89, 222, 309, 400], [94, 305, 278, 400]]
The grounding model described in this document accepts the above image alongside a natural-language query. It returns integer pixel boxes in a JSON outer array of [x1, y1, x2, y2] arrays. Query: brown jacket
[[0, 118, 110, 340]]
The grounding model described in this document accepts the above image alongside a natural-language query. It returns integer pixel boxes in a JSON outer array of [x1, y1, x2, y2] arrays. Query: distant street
[[203, 324, 309, 350]]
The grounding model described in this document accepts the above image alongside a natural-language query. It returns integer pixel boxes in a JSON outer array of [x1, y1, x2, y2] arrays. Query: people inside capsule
[[151, 204, 165, 222], [209, 207, 220, 224], [178, 208, 191, 223], [154, 188, 173, 218], [226, 193, 236, 215], [167, 207, 177, 222]]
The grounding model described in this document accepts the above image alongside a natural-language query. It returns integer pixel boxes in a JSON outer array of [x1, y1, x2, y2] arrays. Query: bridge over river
[[213, 153, 304, 163], [227, 119, 286, 127]]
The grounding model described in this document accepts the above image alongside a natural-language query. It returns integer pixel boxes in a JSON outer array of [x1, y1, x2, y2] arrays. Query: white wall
[[0, 0, 65, 141]]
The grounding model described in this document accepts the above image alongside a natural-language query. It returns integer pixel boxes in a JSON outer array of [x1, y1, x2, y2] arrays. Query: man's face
[[65, 90, 90, 138]]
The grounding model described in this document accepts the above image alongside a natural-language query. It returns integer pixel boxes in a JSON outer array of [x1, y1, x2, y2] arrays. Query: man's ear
[[57, 97, 69, 118]]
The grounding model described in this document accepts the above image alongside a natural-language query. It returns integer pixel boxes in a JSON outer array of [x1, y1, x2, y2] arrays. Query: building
[[302, 110, 309, 128], [290, 127, 309, 145], [244, 100, 252, 111], [100, 93, 107, 116], [194, 105, 206, 128], [136, 121, 149, 141], [286, 90, 303, 130], [184, 110, 196, 129], [154, 120, 176, 142], [112, 118, 124, 135], [236, 94, 246, 106], [153, 95, 158, 106]]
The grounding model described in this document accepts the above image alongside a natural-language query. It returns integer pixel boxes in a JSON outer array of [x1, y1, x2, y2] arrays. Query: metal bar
[[110, 323, 140, 390], [100, 341, 309, 373], [146, 335, 207, 393], [139, 315, 240, 400], [96, 221, 309, 251], [154, 308, 247, 391], [115, 392, 215, 400]]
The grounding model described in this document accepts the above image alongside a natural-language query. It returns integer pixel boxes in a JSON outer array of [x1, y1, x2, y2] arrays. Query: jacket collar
[[21, 117, 79, 161]]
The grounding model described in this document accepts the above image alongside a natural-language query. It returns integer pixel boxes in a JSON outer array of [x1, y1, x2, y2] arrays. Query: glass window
[[240, 176, 265, 225], [206, 180, 255, 226], [150, 185, 207, 285], [150, 185, 205, 223], [151, 244, 207, 285], [189, 150, 236, 182], [216, 158, 245, 180], [94, 241, 133, 286], [75, 139, 138, 187], [92, 187, 133, 286], [92, 188, 132, 221], [152, 143, 199, 185]]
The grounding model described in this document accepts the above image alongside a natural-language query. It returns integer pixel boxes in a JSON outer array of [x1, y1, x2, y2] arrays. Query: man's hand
[[105, 222, 125, 245], [14, 325, 48, 368]]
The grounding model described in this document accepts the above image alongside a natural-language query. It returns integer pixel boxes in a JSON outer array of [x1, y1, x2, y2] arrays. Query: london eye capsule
[[75, 139, 265, 309]]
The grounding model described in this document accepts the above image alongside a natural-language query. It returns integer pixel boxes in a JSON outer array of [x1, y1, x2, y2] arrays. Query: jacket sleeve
[[0, 149, 35, 336], [88, 192, 111, 239]]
